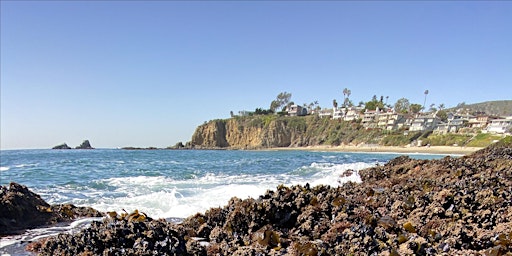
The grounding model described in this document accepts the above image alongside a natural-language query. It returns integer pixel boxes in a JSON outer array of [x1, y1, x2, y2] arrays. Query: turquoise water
[[1, 149, 447, 219]]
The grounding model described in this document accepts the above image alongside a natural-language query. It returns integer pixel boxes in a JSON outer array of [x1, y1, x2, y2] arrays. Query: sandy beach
[[273, 145, 483, 155]]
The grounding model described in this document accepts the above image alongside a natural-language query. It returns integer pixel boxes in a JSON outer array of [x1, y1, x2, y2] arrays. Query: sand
[[271, 145, 482, 155]]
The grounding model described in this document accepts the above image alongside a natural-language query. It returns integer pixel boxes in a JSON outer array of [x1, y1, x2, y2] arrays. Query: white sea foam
[[14, 163, 38, 168], [0, 166, 9, 171], [41, 161, 378, 220]]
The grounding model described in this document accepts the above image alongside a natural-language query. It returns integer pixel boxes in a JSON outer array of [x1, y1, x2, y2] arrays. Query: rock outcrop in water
[[76, 140, 94, 149], [0, 183, 103, 236], [27, 138, 512, 255], [52, 143, 71, 149]]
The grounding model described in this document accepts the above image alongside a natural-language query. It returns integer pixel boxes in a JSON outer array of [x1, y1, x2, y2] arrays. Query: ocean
[[0, 149, 449, 254]]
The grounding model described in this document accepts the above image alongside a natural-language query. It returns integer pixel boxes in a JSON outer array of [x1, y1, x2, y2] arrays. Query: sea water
[[0, 149, 449, 254]]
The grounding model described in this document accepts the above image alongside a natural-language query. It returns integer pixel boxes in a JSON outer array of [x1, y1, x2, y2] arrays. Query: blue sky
[[1, 1, 511, 149]]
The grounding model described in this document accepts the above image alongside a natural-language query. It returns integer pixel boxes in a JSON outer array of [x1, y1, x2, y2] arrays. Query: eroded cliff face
[[190, 116, 325, 149]]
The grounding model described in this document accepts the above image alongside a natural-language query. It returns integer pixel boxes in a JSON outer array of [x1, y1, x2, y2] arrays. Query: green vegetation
[[466, 133, 505, 147], [421, 134, 473, 146]]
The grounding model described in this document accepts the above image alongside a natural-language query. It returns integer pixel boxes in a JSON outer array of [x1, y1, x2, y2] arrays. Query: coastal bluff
[[191, 116, 337, 149], [190, 115, 502, 150]]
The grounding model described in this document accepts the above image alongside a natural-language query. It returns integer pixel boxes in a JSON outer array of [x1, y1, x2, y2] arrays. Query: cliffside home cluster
[[287, 105, 512, 135]]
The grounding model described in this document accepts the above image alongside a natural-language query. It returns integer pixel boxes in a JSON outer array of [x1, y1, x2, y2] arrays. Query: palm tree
[[333, 99, 338, 109], [423, 90, 429, 112], [343, 88, 351, 107]]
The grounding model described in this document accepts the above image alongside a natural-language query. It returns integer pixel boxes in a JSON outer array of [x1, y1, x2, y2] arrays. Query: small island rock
[[76, 140, 94, 149], [52, 143, 71, 149]]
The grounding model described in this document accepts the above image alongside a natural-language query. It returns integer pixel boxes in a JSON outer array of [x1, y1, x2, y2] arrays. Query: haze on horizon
[[1, 1, 511, 150]]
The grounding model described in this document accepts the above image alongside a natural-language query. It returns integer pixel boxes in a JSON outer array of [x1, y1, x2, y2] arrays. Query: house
[[287, 105, 308, 116], [386, 112, 407, 131], [237, 110, 252, 117], [409, 114, 441, 132], [484, 117, 512, 134], [468, 115, 497, 129], [343, 107, 363, 121], [318, 108, 333, 118], [362, 108, 381, 128], [434, 118, 467, 134], [332, 108, 344, 119]]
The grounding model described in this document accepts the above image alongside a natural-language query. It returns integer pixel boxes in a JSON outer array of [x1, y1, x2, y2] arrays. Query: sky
[[1, 1, 511, 149]]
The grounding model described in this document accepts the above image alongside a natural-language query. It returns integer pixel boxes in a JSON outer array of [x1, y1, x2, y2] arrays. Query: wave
[[0, 166, 9, 171], [90, 161, 374, 218]]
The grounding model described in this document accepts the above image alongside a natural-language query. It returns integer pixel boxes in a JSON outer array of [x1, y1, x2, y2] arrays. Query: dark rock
[[52, 143, 71, 149], [28, 216, 188, 256], [0, 182, 103, 236], [75, 140, 94, 149]]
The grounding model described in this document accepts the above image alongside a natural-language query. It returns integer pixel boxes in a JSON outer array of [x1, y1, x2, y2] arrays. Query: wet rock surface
[[0, 183, 103, 236], [27, 138, 512, 255]]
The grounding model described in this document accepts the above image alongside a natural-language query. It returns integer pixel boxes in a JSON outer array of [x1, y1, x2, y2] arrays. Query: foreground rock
[[0, 183, 103, 236], [28, 138, 512, 255]]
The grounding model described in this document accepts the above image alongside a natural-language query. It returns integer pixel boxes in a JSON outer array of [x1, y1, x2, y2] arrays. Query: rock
[[28, 215, 188, 255], [0, 182, 103, 236], [75, 140, 94, 149], [52, 143, 71, 149]]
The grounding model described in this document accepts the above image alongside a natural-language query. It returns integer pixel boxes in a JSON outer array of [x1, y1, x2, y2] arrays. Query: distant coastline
[[119, 144, 481, 155], [270, 144, 482, 155]]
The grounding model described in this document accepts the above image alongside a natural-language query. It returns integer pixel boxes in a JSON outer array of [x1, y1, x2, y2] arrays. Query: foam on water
[[73, 161, 375, 219], [0, 166, 9, 172]]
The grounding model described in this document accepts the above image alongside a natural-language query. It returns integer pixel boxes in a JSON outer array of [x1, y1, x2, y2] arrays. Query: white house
[[287, 105, 308, 116], [409, 114, 441, 132], [484, 117, 512, 134]]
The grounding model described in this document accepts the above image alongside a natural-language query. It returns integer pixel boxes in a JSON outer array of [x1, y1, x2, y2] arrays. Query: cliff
[[191, 115, 504, 149], [190, 115, 381, 149]]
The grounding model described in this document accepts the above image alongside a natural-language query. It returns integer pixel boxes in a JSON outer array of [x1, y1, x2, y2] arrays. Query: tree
[[270, 92, 292, 112], [423, 90, 429, 112], [343, 88, 351, 107], [410, 103, 422, 114], [332, 99, 338, 109], [429, 103, 437, 112], [254, 108, 273, 115], [394, 98, 410, 113], [436, 110, 448, 122], [364, 95, 384, 111]]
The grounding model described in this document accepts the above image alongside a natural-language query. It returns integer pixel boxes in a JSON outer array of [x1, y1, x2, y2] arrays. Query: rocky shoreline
[[3, 138, 511, 255], [0, 183, 103, 236]]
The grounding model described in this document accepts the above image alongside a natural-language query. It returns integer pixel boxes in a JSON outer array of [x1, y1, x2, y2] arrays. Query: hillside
[[190, 115, 502, 149], [448, 100, 512, 116]]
